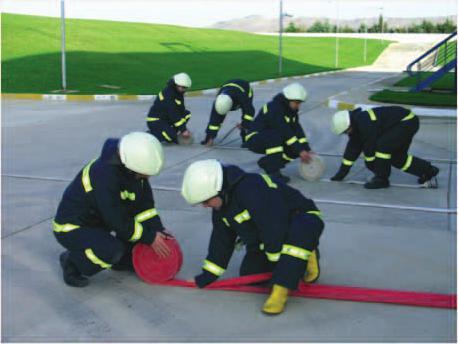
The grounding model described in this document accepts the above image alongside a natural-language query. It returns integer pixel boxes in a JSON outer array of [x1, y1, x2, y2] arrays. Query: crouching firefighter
[[330, 106, 440, 189], [201, 79, 255, 147], [181, 159, 324, 315], [244, 83, 314, 183], [146, 72, 193, 144], [53, 132, 172, 287]]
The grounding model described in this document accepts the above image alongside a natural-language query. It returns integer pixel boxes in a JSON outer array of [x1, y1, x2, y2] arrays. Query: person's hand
[[299, 150, 314, 163], [150, 232, 171, 258], [181, 130, 191, 138]]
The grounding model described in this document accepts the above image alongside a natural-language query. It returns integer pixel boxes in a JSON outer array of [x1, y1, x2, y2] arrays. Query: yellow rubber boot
[[262, 284, 289, 315], [304, 250, 320, 283]]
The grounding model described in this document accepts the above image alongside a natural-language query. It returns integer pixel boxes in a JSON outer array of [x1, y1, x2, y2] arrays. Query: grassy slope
[[394, 72, 456, 90], [370, 90, 456, 107], [2, 13, 390, 94]]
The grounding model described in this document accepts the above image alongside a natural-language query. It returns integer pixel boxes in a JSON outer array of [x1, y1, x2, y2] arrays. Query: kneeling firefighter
[[181, 159, 324, 315], [331, 106, 439, 189], [53, 132, 172, 287]]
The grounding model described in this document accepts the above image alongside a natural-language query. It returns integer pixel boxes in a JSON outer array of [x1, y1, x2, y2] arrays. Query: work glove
[[330, 165, 350, 181]]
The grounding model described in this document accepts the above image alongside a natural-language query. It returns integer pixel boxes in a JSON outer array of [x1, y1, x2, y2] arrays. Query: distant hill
[[210, 15, 456, 32]]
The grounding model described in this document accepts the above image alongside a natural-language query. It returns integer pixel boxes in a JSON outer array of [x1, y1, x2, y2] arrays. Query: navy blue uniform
[[244, 93, 310, 174], [337, 106, 434, 179], [195, 165, 324, 290], [146, 79, 191, 143], [204, 79, 255, 142], [53, 139, 164, 276]]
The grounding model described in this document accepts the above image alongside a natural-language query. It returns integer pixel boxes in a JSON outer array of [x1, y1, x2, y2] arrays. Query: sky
[[1, 0, 457, 27]]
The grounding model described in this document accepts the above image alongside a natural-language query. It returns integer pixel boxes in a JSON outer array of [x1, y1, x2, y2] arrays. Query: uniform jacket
[[54, 139, 164, 244]]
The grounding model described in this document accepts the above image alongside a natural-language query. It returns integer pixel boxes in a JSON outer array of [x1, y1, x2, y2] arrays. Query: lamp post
[[335, 0, 340, 68], [278, 0, 293, 76], [60, 0, 67, 91]]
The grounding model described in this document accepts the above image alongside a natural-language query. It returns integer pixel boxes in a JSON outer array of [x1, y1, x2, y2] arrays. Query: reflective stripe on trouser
[[245, 129, 288, 174], [271, 212, 324, 290], [53, 226, 125, 276], [147, 119, 178, 143]]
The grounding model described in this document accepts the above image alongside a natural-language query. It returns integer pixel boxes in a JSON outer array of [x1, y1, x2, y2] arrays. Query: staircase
[[406, 32, 457, 92]]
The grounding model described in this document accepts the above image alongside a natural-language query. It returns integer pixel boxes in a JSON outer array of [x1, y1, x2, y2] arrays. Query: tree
[[285, 22, 299, 33]]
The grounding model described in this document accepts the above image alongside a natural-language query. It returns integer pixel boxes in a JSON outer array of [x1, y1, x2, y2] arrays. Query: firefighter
[[244, 83, 314, 183], [330, 106, 440, 189], [201, 79, 255, 147], [146, 73, 193, 144], [54, 132, 171, 287], [181, 159, 324, 315]]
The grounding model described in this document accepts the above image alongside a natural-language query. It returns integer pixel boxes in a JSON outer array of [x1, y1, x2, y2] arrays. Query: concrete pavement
[[2, 70, 456, 342]]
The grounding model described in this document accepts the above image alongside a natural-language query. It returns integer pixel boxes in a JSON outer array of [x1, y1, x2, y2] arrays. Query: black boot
[[418, 165, 439, 185], [364, 176, 390, 189], [59, 252, 89, 287], [269, 171, 290, 184]]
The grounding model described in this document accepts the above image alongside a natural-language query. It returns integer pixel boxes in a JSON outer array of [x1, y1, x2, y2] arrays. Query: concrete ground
[[2, 70, 456, 342]]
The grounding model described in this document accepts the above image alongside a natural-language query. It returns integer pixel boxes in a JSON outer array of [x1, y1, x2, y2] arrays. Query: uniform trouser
[[374, 117, 432, 179], [245, 130, 298, 174], [54, 227, 132, 276], [147, 119, 178, 144], [240, 212, 324, 290]]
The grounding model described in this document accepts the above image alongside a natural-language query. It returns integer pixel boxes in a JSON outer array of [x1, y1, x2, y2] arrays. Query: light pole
[[278, 0, 292, 76], [335, 0, 340, 68], [60, 0, 67, 91], [378, 6, 384, 45]]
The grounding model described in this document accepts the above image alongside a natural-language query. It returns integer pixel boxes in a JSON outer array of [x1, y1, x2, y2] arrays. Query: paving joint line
[[2, 216, 54, 239]]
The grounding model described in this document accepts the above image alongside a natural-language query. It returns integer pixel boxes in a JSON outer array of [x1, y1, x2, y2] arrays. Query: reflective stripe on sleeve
[[364, 155, 375, 162], [222, 217, 230, 227], [266, 146, 283, 155], [174, 118, 187, 127], [158, 92, 164, 101], [263, 104, 268, 113], [245, 132, 258, 141], [286, 136, 298, 146], [282, 153, 294, 161], [401, 154, 413, 171], [162, 131, 173, 142], [234, 209, 251, 224], [284, 116, 291, 123], [53, 221, 80, 233], [135, 208, 158, 222], [185, 113, 191, 120], [342, 159, 354, 166], [202, 259, 225, 276], [306, 210, 323, 219], [85, 248, 112, 269], [298, 137, 308, 143], [375, 151, 392, 160], [281, 244, 312, 261], [367, 109, 377, 121], [402, 112, 415, 121], [243, 114, 254, 121], [222, 83, 245, 93], [82, 159, 97, 193], [261, 174, 278, 189], [146, 117, 160, 122], [174, 99, 182, 105]]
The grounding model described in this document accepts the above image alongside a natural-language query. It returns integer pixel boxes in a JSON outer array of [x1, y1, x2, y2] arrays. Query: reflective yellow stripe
[[208, 125, 220, 131], [263, 104, 268, 113], [185, 113, 191, 120], [158, 92, 164, 101], [222, 83, 245, 93], [284, 116, 291, 123], [129, 222, 143, 242], [307, 210, 323, 219], [120, 190, 136, 201], [402, 112, 415, 121], [174, 117, 187, 127], [53, 221, 80, 233], [281, 244, 312, 261], [174, 99, 182, 105], [298, 137, 308, 144], [85, 248, 112, 269], [146, 117, 160, 122], [342, 159, 354, 166], [222, 217, 230, 227], [259, 243, 265, 250], [202, 259, 225, 276], [243, 114, 254, 121], [162, 131, 172, 142], [245, 132, 258, 141], [375, 151, 391, 160], [261, 174, 278, 189], [248, 87, 253, 98], [367, 109, 377, 121], [286, 136, 298, 146], [135, 208, 158, 222], [401, 154, 413, 171], [266, 146, 283, 155], [364, 155, 375, 162], [82, 159, 96, 193], [282, 153, 294, 161], [265, 251, 281, 262], [234, 209, 251, 224]]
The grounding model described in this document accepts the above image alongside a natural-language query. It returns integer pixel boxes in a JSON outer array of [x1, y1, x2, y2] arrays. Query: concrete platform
[[2, 70, 456, 342]]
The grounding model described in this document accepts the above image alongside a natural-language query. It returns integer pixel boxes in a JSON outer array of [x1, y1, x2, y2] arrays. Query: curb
[[1, 70, 342, 102], [327, 99, 456, 118]]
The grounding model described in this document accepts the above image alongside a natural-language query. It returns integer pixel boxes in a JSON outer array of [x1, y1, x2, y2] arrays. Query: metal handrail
[[407, 31, 457, 76]]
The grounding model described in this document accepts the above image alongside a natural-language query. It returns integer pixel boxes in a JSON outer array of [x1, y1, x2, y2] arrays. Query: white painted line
[[266, 79, 275, 83], [202, 89, 218, 95], [43, 94, 67, 101], [137, 95, 155, 101], [94, 94, 118, 101]]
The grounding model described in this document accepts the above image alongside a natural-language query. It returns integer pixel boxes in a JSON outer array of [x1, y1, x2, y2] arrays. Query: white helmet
[[119, 132, 164, 176], [181, 159, 223, 205], [331, 110, 351, 135], [283, 83, 307, 102], [215, 94, 233, 115], [173, 72, 192, 88]]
